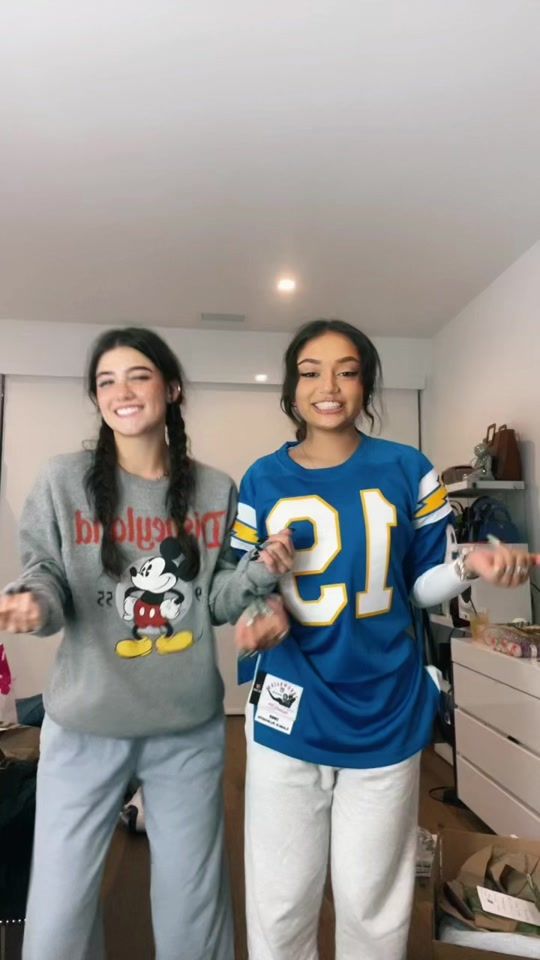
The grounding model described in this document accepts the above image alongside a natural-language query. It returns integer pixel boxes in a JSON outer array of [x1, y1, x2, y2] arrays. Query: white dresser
[[452, 636, 540, 838]]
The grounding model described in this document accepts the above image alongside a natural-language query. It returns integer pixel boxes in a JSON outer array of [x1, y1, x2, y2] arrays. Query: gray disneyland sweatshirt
[[6, 452, 277, 737]]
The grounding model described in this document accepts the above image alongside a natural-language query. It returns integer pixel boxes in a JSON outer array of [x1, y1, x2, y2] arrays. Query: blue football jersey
[[233, 435, 452, 769]]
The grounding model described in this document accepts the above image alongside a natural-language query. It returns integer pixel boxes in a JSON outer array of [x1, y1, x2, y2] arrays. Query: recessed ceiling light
[[276, 276, 296, 293], [254, 373, 268, 383]]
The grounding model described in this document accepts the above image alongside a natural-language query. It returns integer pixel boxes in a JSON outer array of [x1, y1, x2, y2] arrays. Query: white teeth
[[116, 406, 141, 416], [315, 401, 342, 411]]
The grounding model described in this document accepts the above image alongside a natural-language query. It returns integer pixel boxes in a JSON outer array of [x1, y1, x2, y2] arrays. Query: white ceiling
[[1, 0, 540, 336]]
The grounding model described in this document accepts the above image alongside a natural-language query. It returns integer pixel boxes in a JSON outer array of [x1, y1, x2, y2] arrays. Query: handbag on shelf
[[484, 423, 522, 481]]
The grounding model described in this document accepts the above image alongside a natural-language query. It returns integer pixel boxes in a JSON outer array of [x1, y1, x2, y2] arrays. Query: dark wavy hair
[[85, 326, 199, 579], [281, 318, 382, 441]]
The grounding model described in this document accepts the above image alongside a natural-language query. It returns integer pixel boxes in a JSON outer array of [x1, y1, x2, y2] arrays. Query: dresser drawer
[[454, 663, 540, 754], [455, 708, 540, 813], [452, 636, 540, 697], [457, 756, 540, 839]]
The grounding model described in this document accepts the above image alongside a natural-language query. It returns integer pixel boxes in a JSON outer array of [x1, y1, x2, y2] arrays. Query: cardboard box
[[432, 830, 540, 960], [0, 725, 40, 762], [0, 920, 24, 960]]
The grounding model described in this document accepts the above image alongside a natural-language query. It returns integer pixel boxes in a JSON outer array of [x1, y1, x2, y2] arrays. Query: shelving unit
[[446, 476, 529, 575], [446, 478, 525, 497]]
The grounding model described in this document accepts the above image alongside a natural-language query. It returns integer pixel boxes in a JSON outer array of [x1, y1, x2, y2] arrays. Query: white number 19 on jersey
[[266, 491, 397, 627]]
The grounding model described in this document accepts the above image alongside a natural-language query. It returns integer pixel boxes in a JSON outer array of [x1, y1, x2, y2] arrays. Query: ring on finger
[[516, 564, 528, 578]]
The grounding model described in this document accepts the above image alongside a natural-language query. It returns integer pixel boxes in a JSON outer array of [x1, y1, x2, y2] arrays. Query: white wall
[[0, 318, 431, 389], [423, 240, 540, 605]]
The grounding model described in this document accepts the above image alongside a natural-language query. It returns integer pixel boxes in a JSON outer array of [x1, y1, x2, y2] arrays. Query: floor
[[101, 717, 490, 960]]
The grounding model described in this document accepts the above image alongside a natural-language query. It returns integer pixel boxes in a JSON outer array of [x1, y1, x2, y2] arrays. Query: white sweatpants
[[244, 710, 420, 960]]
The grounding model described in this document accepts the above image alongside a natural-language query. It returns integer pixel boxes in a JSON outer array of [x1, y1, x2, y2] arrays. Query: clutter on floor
[[416, 826, 437, 878], [433, 830, 540, 959]]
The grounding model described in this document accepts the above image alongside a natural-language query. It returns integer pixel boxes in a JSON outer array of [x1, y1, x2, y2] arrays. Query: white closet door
[[1, 376, 418, 709], [0, 378, 97, 699]]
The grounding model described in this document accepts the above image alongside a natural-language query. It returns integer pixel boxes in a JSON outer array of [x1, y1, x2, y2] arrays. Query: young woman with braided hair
[[0, 327, 292, 960]]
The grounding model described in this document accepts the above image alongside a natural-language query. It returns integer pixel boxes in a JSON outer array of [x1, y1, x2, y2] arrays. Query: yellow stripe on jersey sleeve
[[232, 519, 259, 545], [414, 484, 449, 520]]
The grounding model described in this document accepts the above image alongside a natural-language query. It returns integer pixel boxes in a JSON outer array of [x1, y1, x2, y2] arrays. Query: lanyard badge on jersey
[[241, 585, 304, 736], [250, 667, 304, 735]]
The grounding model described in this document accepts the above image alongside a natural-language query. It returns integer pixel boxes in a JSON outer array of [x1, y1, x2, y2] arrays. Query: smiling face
[[95, 345, 177, 441], [294, 331, 364, 436]]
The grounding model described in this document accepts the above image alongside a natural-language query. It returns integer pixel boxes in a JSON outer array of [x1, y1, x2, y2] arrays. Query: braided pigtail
[[84, 420, 123, 578], [166, 402, 200, 578]]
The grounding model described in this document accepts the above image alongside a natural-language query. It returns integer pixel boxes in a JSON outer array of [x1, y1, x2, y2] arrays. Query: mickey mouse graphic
[[116, 537, 199, 659]]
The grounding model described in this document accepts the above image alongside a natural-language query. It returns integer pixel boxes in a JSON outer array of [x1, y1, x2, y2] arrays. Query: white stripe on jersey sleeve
[[237, 502, 257, 529], [417, 467, 440, 502], [231, 535, 251, 553], [231, 499, 259, 553]]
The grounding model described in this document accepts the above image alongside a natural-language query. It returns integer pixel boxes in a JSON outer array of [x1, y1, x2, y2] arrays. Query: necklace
[[148, 465, 169, 480], [118, 463, 169, 481]]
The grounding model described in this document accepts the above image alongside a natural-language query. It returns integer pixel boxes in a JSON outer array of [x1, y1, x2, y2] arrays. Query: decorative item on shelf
[[467, 438, 494, 481]]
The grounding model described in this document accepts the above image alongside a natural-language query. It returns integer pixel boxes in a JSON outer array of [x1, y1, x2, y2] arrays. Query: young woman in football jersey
[[0, 326, 292, 960], [233, 318, 538, 960]]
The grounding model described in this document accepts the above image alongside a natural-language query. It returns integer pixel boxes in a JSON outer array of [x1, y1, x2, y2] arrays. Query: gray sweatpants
[[23, 713, 233, 960]]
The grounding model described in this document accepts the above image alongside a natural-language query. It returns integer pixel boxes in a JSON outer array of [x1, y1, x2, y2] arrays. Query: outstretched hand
[[464, 544, 540, 588], [0, 591, 43, 633]]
